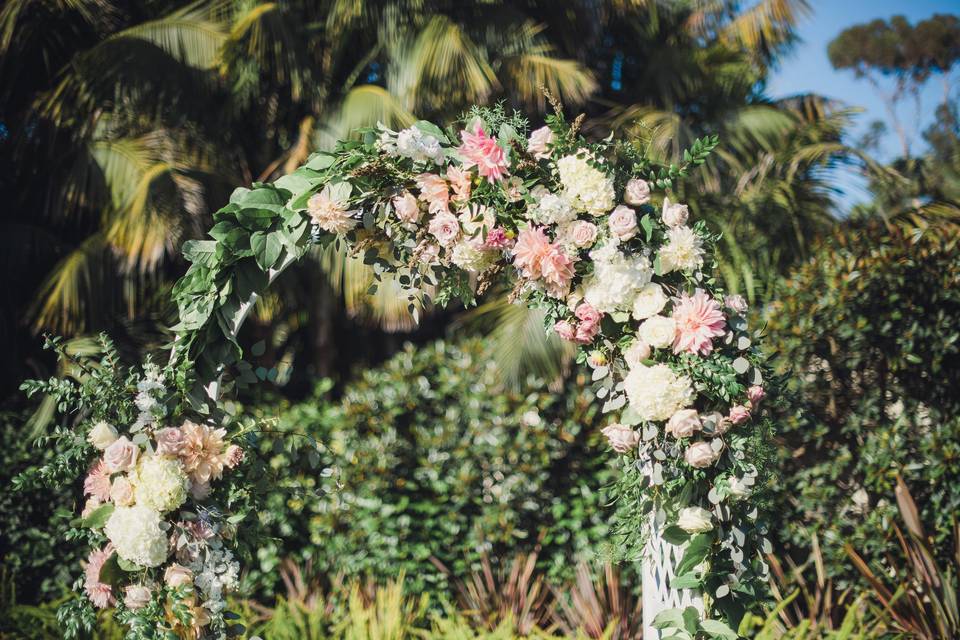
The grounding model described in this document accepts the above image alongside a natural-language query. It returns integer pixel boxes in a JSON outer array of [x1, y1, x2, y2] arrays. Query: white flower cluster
[[104, 505, 168, 568], [190, 548, 240, 616], [131, 456, 189, 513], [132, 364, 166, 431], [582, 244, 652, 313], [556, 154, 615, 216], [527, 188, 576, 225], [378, 125, 444, 164], [623, 363, 694, 422]]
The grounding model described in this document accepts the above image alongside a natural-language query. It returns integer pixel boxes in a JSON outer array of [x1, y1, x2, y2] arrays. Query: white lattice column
[[642, 509, 704, 639]]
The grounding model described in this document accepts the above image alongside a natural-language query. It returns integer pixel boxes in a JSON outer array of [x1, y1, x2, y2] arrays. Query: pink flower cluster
[[458, 122, 509, 182], [512, 227, 575, 298], [554, 303, 603, 345]]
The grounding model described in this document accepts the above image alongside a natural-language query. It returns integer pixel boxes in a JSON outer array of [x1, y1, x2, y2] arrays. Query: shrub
[[765, 224, 960, 579], [248, 338, 618, 597]]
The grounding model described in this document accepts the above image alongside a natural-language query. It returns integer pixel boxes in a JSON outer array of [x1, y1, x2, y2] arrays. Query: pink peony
[[458, 121, 509, 182], [672, 289, 726, 356], [427, 211, 461, 246], [84, 545, 116, 609], [601, 424, 640, 454], [447, 165, 473, 202], [392, 192, 421, 224], [554, 320, 577, 342], [747, 385, 765, 406], [483, 226, 513, 250], [539, 246, 575, 298], [155, 427, 185, 457], [728, 405, 751, 425], [415, 173, 450, 215], [84, 460, 112, 501], [512, 227, 551, 278]]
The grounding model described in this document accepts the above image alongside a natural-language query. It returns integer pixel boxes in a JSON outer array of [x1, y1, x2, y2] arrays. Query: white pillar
[[642, 510, 704, 639]]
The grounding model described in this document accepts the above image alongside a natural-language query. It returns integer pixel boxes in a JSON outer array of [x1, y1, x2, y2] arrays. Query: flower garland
[[26, 102, 772, 639]]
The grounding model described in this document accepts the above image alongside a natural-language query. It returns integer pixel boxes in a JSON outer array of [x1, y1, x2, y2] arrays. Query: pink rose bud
[[553, 320, 577, 342], [103, 436, 139, 473], [661, 197, 689, 228], [666, 409, 702, 438], [601, 424, 640, 454], [684, 441, 721, 468], [728, 405, 751, 425], [624, 178, 651, 206], [747, 385, 765, 406]]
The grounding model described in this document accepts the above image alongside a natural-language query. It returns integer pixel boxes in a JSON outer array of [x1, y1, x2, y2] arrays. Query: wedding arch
[[46, 102, 772, 640]]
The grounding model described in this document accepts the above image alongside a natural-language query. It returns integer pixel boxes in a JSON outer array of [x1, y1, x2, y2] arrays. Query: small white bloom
[[394, 126, 445, 164], [623, 340, 651, 369], [728, 477, 751, 501], [527, 126, 554, 159], [632, 283, 668, 320], [659, 226, 704, 273], [582, 247, 652, 313], [88, 421, 118, 450], [556, 155, 616, 216], [677, 506, 713, 533]]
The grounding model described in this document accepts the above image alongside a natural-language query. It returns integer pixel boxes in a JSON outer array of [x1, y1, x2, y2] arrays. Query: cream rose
[[527, 126, 554, 159], [727, 477, 751, 501], [110, 476, 135, 506], [601, 423, 640, 454], [608, 205, 638, 240], [568, 220, 598, 248], [88, 421, 118, 450], [632, 283, 668, 320], [677, 506, 713, 533], [124, 585, 152, 610], [684, 441, 721, 468], [103, 436, 139, 473], [638, 315, 677, 349], [661, 197, 689, 228], [164, 563, 193, 588], [393, 192, 421, 224], [667, 409, 702, 438], [624, 178, 651, 206]]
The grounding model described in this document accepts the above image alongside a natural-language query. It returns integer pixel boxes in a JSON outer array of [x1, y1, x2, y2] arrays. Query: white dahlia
[[131, 455, 189, 513], [104, 505, 168, 568], [556, 155, 616, 216], [624, 364, 694, 422], [659, 226, 704, 273]]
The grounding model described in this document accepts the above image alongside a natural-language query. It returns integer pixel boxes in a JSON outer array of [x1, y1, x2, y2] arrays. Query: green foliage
[[766, 224, 960, 579], [248, 339, 616, 597]]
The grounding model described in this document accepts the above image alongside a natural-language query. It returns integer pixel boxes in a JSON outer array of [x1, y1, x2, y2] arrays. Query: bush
[[765, 224, 960, 578], [248, 338, 618, 597]]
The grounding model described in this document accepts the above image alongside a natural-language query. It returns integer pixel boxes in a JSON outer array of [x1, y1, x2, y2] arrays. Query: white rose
[[684, 441, 721, 468], [727, 477, 750, 501], [638, 315, 676, 349], [661, 197, 689, 228], [632, 283, 668, 320], [608, 205, 638, 240], [623, 340, 651, 368], [666, 409, 702, 438], [677, 506, 713, 533], [624, 178, 651, 206], [527, 126, 554, 159], [88, 421, 118, 450]]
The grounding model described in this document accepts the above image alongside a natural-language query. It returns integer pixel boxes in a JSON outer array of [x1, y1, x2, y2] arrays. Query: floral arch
[[39, 103, 772, 640]]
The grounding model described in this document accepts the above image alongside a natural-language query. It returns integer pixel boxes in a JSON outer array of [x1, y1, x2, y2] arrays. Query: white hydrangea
[[450, 241, 496, 272], [582, 245, 652, 313], [632, 283, 669, 320], [104, 505, 168, 568], [659, 226, 704, 273], [638, 315, 677, 349], [131, 455, 189, 513], [556, 155, 616, 216], [528, 191, 576, 225], [395, 126, 445, 164], [624, 364, 694, 422]]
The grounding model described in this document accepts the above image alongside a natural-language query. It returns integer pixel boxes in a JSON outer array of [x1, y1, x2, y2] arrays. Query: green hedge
[[248, 339, 618, 596], [765, 224, 960, 577]]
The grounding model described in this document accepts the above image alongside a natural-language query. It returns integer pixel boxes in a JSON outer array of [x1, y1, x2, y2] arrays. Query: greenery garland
[[20, 100, 774, 640]]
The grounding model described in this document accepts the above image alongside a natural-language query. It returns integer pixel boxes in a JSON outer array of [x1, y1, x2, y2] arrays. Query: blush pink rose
[[553, 320, 577, 342], [684, 441, 720, 468], [747, 385, 765, 406], [728, 405, 751, 425], [458, 121, 509, 182], [608, 205, 638, 240], [393, 192, 421, 224], [724, 294, 748, 314], [624, 178, 651, 206], [662, 197, 689, 228], [164, 563, 193, 588], [568, 220, 598, 248], [427, 211, 461, 246], [124, 585, 152, 611], [155, 427, 185, 457], [103, 436, 139, 473], [416, 173, 450, 215], [601, 424, 640, 454], [575, 302, 602, 327], [527, 126, 554, 159], [666, 409, 702, 438], [672, 289, 726, 356]]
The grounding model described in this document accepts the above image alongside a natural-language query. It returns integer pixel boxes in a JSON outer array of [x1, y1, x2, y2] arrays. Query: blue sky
[[765, 0, 957, 208]]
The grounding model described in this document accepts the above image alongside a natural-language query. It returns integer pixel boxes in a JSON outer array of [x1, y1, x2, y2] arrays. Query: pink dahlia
[[415, 173, 450, 215], [539, 246, 575, 298], [179, 420, 228, 485], [512, 227, 551, 278], [83, 459, 112, 501], [84, 544, 116, 609], [458, 122, 509, 182], [672, 289, 726, 356], [446, 165, 473, 202]]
